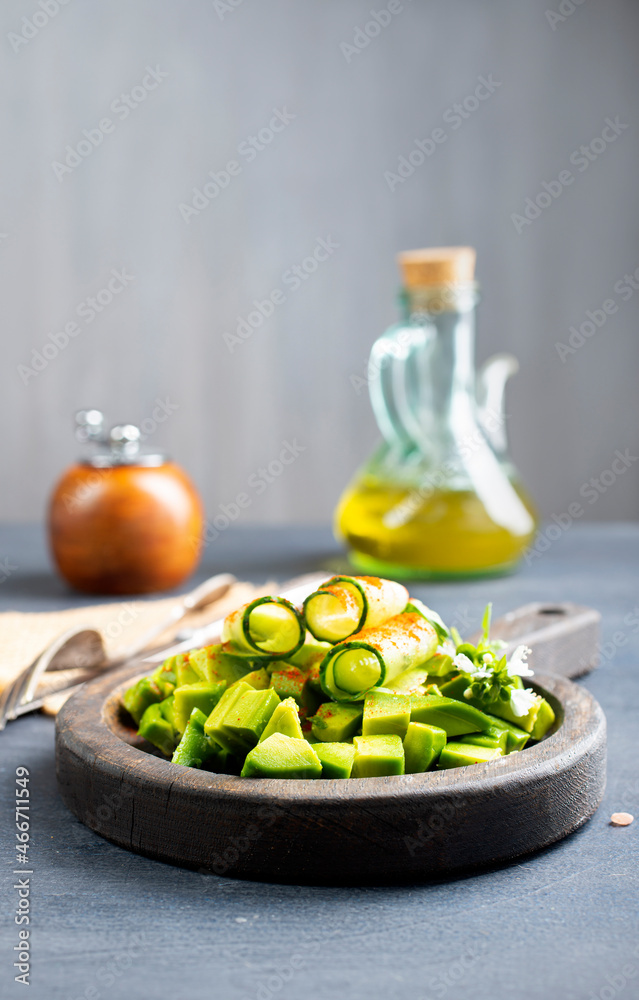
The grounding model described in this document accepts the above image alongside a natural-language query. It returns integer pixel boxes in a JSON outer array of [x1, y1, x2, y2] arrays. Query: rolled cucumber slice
[[303, 575, 409, 643], [320, 612, 438, 702], [222, 597, 305, 660]]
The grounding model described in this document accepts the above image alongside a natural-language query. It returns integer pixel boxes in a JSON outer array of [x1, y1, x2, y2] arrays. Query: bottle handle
[[368, 327, 415, 448], [475, 353, 519, 458], [368, 325, 434, 448]]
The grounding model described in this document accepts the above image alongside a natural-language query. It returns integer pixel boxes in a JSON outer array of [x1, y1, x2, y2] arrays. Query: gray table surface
[[1, 523, 638, 1000]]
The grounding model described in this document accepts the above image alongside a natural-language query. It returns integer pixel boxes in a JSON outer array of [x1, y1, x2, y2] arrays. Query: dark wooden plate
[[56, 660, 606, 885]]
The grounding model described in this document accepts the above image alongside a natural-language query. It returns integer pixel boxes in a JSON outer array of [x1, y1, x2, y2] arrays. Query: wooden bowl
[[55, 662, 606, 885]]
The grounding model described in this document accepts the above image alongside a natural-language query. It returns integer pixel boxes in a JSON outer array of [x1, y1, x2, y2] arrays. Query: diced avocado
[[362, 690, 411, 738], [159, 694, 177, 732], [439, 674, 468, 700], [241, 732, 322, 778], [138, 703, 176, 757], [299, 707, 315, 741], [352, 734, 405, 777], [424, 683, 442, 696], [438, 741, 504, 769], [187, 647, 217, 682], [207, 645, 255, 685], [310, 702, 363, 743], [221, 688, 281, 752], [483, 714, 530, 752], [310, 742, 356, 779], [303, 660, 324, 696], [410, 695, 491, 736], [173, 680, 227, 735], [529, 697, 556, 741], [421, 652, 454, 677], [458, 726, 508, 753], [122, 676, 163, 725], [151, 660, 176, 697], [175, 653, 201, 687], [240, 667, 270, 690], [269, 665, 320, 712], [203, 681, 253, 752], [487, 693, 541, 733], [403, 722, 446, 773], [172, 708, 221, 768], [259, 697, 303, 742]]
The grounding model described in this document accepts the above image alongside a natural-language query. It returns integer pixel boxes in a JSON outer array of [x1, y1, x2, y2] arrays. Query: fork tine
[[0, 626, 104, 731]]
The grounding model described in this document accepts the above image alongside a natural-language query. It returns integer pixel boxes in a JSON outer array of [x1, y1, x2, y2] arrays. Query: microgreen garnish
[[452, 603, 535, 716]]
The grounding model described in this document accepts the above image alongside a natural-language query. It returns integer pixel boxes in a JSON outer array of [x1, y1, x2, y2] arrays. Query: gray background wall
[[1, 0, 638, 525]]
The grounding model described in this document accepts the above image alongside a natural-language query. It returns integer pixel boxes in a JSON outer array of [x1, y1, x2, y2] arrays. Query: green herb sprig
[[452, 604, 533, 709]]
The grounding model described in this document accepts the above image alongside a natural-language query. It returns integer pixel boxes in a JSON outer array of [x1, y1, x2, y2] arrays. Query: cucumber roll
[[303, 575, 409, 643], [221, 596, 305, 660], [320, 612, 438, 702]]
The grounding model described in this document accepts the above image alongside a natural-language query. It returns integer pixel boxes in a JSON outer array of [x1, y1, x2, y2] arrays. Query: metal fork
[[0, 572, 235, 730], [0, 570, 330, 728]]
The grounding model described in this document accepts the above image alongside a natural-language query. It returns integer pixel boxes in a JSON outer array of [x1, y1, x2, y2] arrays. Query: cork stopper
[[397, 246, 476, 288]]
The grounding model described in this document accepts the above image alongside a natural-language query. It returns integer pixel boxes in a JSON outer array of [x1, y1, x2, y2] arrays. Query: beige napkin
[[0, 580, 270, 714]]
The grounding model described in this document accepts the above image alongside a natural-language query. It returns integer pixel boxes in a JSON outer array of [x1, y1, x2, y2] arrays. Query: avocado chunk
[[187, 647, 218, 682], [241, 732, 322, 778], [122, 676, 163, 725], [151, 660, 176, 697], [203, 681, 253, 752], [173, 653, 201, 687], [190, 644, 255, 686], [410, 695, 491, 736], [438, 741, 504, 769], [221, 688, 281, 752], [138, 702, 176, 757], [351, 734, 405, 777], [529, 697, 556, 741], [362, 689, 411, 738], [259, 697, 303, 742], [172, 708, 221, 768], [158, 694, 177, 732], [483, 714, 530, 751], [173, 680, 227, 735], [439, 674, 469, 700], [310, 742, 356, 779], [424, 683, 443, 696], [458, 726, 508, 753], [310, 701, 363, 743], [487, 692, 541, 733], [403, 722, 446, 773], [269, 665, 320, 712], [241, 667, 271, 690]]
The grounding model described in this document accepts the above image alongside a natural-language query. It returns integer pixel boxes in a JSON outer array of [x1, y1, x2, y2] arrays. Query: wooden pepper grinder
[[48, 410, 204, 595]]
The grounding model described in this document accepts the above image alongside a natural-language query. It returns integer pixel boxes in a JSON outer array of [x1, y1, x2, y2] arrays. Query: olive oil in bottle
[[335, 247, 537, 578]]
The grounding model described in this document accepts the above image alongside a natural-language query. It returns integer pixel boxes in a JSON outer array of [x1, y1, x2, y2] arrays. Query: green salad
[[121, 576, 556, 780]]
